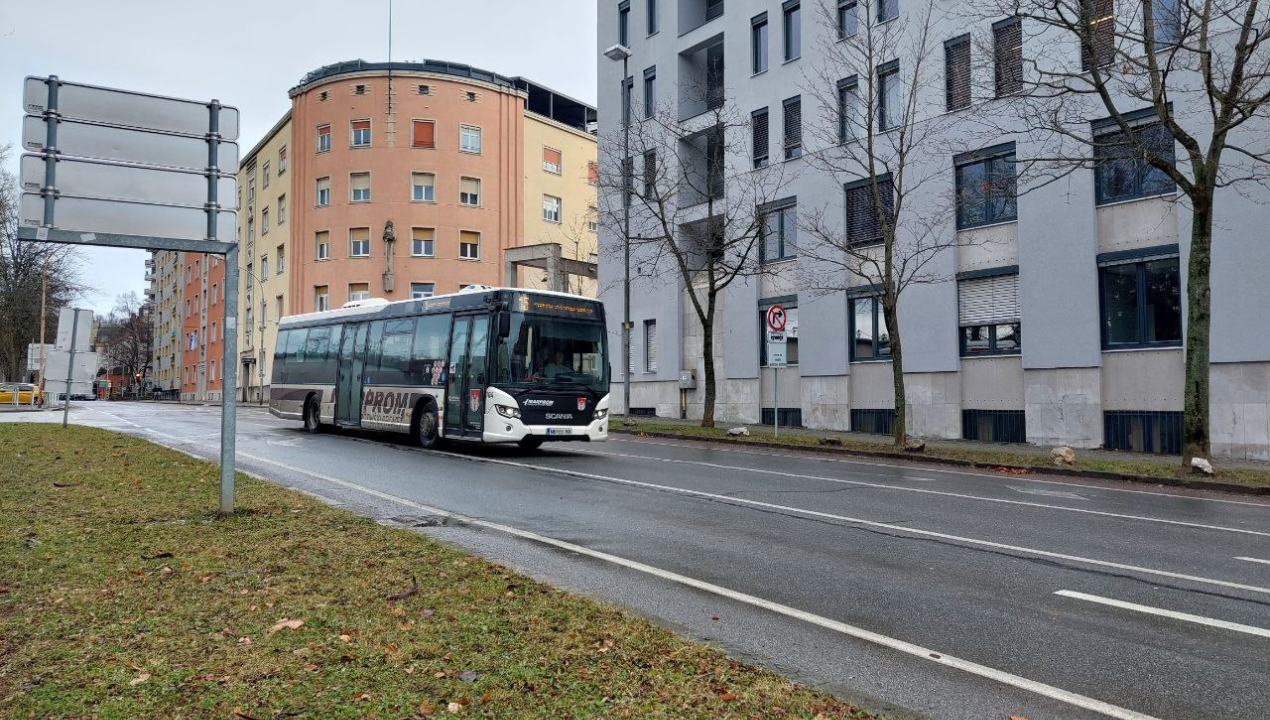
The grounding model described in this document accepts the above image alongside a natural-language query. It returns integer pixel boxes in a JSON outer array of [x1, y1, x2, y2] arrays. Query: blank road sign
[[24, 76, 239, 140], [22, 116, 239, 171], [19, 193, 236, 242], [20, 155, 236, 210]]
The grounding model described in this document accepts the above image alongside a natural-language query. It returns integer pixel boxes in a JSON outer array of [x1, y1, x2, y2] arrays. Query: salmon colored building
[[287, 60, 598, 314], [180, 253, 226, 401]]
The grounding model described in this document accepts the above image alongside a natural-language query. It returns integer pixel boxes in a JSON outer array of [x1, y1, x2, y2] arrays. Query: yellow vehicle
[[0, 383, 44, 406]]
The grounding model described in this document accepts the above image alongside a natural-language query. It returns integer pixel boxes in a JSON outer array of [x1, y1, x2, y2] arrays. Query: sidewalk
[[613, 416, 1270, 495]]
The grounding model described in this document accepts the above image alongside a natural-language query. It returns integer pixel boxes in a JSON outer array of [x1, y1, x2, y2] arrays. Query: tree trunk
[[883, 294, 907, 449], [1182, 197, 1213, 465], [701, 315, 717, 428]]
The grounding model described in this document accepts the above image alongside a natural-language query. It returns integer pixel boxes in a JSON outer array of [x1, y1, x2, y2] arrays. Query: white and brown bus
[[270, 287, 611, 449]]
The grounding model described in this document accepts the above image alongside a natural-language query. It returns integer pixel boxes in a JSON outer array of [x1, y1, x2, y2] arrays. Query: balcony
[[680, 124, 726, 207], [680, 0, 724, 36], [677, 35, 725, 121]]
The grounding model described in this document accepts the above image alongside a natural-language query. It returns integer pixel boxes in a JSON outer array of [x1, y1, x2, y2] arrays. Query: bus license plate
[[546, 428, 572, 436]]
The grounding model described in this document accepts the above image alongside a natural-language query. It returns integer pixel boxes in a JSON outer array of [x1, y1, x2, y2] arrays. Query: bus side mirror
[[497, 313, 511, 338]]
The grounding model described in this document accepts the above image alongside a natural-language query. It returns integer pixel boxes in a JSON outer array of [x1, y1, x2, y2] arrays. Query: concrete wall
[[1211, 362, 1270, 461]]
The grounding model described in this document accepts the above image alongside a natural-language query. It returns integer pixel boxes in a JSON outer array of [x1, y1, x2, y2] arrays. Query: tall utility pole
[[37, 259, 48, 394], [603, 43, 634, 424]]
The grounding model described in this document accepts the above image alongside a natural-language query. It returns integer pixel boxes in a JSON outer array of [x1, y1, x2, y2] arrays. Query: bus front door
[[443, 315, 488, 438], [335, 322, 370, 426]]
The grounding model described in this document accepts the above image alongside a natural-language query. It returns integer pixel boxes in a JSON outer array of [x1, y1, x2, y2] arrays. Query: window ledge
[[761, 257, 797, 266], [1101, 345, 1183, 354], [782, 56, 801, 65], [410, 254, 436, 259], [957, 218, 1019, 233], [960, 352, 1022, 359], [410, 199, 438, 204], [1095, 191, 1178, 210], [751, 69, 768, 79], [849, 358, 893, 364]]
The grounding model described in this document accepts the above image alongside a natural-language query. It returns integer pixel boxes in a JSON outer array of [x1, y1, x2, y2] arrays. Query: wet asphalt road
[[40, 402, 1270, 720]]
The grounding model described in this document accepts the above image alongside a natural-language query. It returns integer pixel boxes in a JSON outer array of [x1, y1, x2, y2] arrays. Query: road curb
[[610, 428, 1270, 498]]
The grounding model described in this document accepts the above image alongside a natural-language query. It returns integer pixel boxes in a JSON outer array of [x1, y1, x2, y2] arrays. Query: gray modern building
[[596, 0, 1270, 459]]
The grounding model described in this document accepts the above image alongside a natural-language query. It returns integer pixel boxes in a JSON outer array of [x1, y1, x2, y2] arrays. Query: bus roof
[[278, 287, 602, 329]]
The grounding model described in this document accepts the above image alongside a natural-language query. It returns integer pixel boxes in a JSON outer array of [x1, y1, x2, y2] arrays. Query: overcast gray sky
[[1, 0, 599, 315]]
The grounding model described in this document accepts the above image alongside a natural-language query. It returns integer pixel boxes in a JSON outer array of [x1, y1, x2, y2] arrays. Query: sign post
[[765, 305, 788, 439], [17, 76, 241, 514]]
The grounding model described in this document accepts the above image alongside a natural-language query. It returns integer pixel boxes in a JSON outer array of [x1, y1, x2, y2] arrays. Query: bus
[[270, 287, 610, 449]]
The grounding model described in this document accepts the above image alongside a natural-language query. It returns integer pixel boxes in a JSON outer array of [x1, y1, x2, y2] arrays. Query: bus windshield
[[495, 313, 608, 392]]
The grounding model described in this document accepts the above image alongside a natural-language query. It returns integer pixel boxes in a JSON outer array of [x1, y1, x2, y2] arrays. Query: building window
[[752, 12, 769, 74], [959, 273, 1021, 356], [1099, 256, 1182, 349], [994, 17, 1023, 97], [278, 146, 287, 175], [588, 161, 599, 185], [412, 172, 436, 202], [350, 228, 370, 258], [752, 108, 769, 168], [878, 0, 898, 22], [759, 303, 799, 366], [411, 227, 435, 257], [622, 156, 634, 207], [354, 84, 367, 95], [466, 91, 478, 102], [417, 84, 431, 95], [318, 91, 329, 102], [1151, 0, 1181, 47], [760, 198, 797, 262], [837, 0, 857, 38], [619, 0, 630, 45], [643, 67, 656, 119], [963, 409, 1027, 443], [955, 143, 1017, 229], [316, 231, 330, 261], [276, 245, 285, 275], [277, 195, 286, 225], [459, 125, 481, 154], [261, 208, 269, 235], [945, 35, 971, 112], [316, 177, 330, 207], [317, 124, 331, 153], [706, 0, 724, 20], [211, 283, 217, 305], [351, 119, 371, 148], [1081, 0, 1115, 71], [837, 76, 859, 143], [706, 44, 725, 110], [1093, 116, 1176, 204], [1104, 411, 1183, 454], [643, 319, 658, 372], [877, 60, 901, 131], [849, 297, 892, 360], [348, 283, 370, 302], [411, 282, 435, 300], [459, 231, 481, 260], [783, 1, 801, 61], [643, 150, 657, 198], [543, 147, 562, 174], [262, 161, 271, 189], [783, 96, 801, 160], [460, 177, 481, 207], [411, 119, 436, 149], [350, 172, 371, 203], [543, 195, 562, 223], [647, 0, 657, 34], [844, 175, 893, 248], [261, 254, 268, 276]]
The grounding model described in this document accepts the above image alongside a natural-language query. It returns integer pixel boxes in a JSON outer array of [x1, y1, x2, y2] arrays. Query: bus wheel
[[303, 396, 322, 434], [414, 401, 441, 449], [518, 436, 543, 451]]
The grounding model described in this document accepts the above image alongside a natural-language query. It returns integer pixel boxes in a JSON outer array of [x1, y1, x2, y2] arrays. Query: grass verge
[[617, 421, 1270, 491], [0, 425, 878, 720]]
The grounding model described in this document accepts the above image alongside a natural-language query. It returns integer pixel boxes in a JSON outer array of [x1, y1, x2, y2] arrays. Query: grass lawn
[[620, 421, 1270, 490], [0, 425, 877, 719]]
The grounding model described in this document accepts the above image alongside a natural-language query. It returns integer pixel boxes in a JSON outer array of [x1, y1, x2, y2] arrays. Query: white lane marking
[[434, 451, 1270, 597], [608, 435, 1270, 508], [1236, 557, 1270, 566], [1011, 487, 1089, 501], [1055, 590, 1270, 640], [215, 451, 1157, 720], [569, 448, 1270, 538]]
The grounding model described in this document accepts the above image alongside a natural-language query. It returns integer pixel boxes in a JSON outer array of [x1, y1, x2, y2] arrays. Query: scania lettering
[[269, 288, 611, 449]]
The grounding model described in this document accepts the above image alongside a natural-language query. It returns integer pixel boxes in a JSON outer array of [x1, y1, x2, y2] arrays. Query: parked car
[[0, 383, 43, 406]]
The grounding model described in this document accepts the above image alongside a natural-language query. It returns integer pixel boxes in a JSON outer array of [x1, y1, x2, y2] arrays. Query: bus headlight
[[495, 404, 521, 419], [593, 408, 608, 421]]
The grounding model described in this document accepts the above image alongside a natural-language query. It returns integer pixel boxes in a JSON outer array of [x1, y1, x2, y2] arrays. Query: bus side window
[[410, 314, 452, 385], [305, 327, 332, 385], [286, 328, 308, 384], [365, 321, 385, 383], [377, 319, 415, 386], [274, 329, 290, 385]]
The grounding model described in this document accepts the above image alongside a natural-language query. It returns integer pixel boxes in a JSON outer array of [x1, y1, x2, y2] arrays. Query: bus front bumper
[[482, 416, 608, 443]]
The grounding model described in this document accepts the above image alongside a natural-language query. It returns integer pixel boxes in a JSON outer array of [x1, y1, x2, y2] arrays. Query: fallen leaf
[[339, 633, 352, 643], [433, 671, 447, 679], [1009, 716, 1030, 720], [231, 709, 262, 720], [718, 692, 737, 702], [237, 637, 253, 646], [269, 619, 304, 634], [384, 644, 399, 654], [129, 672, 151, 686], [479, 690, 494, 705], [127, 569, 144, 577], [302, 664, 318, 672], [456, 697, 470, 707], [141, 552, 174, 560], [446, 702, 463, 714], [418, 701, 436, 716], [353, 692, 372, 702]]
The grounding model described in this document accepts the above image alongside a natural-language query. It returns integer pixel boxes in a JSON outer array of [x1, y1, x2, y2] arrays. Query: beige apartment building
[[227, 60, 597, 403]]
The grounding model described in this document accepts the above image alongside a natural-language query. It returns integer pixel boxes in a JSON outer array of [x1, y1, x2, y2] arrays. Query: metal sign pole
[[774, 365, 779, 439], [62, 308, 78, 428], [207, 99, 238, 516]]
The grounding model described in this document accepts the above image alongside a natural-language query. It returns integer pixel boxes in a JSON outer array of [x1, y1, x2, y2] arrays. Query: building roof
[[291, 59, 597, 133]]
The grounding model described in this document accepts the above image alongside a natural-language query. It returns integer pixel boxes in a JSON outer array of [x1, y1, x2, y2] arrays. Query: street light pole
[[604, 43, 634, 424]]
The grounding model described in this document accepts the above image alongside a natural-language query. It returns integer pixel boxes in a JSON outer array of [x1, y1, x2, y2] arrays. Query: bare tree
[[966, 0, 1270, 465], [799, 0, 962, 448], [0, 144, 85, 382], [99, 291, 153, 393], [598, 80, 792, 427]]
